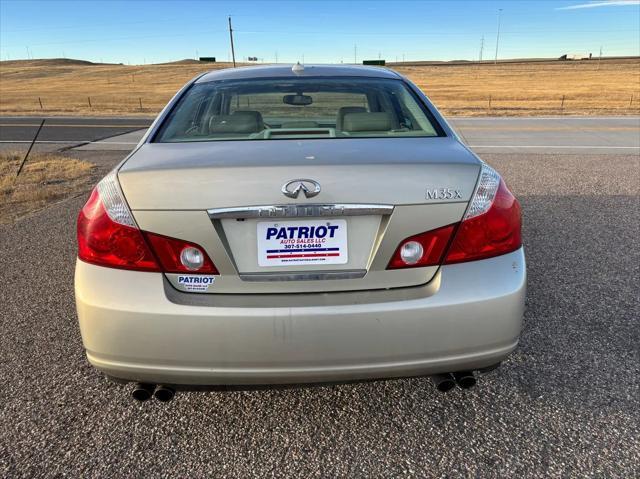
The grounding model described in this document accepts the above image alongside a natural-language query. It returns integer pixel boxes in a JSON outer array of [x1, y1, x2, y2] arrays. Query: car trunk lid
[[118, 137, 480, 293]]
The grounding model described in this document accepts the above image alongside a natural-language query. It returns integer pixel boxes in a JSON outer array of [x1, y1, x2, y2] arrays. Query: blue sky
[[1, 0, 638, 64]]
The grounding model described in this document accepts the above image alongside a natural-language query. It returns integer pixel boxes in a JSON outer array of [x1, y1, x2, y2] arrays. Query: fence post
[[488, 95, 492, 110], [630, 94, 634, 108], [139, 97, 143, 110], [38, 97, 43, 110], [88, 96, 92, 109], [560, 95, 565, 112], [16, 119, 45, 177]]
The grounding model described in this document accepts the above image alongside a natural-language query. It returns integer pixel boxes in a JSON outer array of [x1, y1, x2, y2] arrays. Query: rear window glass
[[154, 77, 443, 142]]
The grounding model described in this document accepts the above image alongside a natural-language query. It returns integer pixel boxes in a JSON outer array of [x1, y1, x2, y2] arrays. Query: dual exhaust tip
[[133, 370, 482, 399], [132, 383, 175, 402], [431, 371, 476, 392]]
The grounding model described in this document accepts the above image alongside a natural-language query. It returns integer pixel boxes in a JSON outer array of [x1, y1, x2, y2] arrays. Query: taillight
[[77, 172, 217, 274], [444, 164, 521, 264], [144, 232, 218, 274], [77, 184, 160, 272], [387, 164, 521, 269], [387, 224, 456, 269]]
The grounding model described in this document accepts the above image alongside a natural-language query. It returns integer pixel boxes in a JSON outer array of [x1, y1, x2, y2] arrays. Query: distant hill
[[157, 59, 203, 65], [0, 58, 118, 67], [0, 58, 236, 67]]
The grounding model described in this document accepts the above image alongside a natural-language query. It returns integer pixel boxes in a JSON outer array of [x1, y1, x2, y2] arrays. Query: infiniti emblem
[[282, 179, 321, 199]]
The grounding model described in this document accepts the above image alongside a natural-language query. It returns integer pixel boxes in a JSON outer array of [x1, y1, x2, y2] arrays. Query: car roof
[[195, 64, 402, 83]]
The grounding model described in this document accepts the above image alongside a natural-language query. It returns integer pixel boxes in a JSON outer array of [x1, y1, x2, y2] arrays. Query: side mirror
[[283, 94, 313, 106]]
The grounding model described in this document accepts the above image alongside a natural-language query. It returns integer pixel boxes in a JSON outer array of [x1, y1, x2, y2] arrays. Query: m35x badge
[[425, 188, 463, 200]]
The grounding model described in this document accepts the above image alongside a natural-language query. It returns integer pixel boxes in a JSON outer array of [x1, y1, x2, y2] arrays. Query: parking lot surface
[[0, 146, 638, 477]]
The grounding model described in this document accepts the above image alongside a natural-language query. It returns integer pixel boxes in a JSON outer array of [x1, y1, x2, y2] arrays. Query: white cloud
[[557, 0, 640, 10]]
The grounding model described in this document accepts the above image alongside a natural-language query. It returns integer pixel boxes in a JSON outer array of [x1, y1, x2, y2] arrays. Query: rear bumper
[[75, 248, 526, 385]]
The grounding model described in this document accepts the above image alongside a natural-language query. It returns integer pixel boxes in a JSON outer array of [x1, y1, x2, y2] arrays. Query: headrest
[[342, 112, 393, 132], [336, 106, 367, 130], [209, 111, 264, 134]]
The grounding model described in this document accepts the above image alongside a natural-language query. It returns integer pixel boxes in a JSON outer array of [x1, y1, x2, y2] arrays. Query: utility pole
[[479, 36, 484, 62], [354, 44, 357, 64], [228, 16, 236, 67], [598, 45, 603, 70], [494, 9, 503, 65], [275, 51, 278, 63]]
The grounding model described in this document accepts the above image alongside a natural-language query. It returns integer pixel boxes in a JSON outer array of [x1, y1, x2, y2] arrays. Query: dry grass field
[[0, 58, 639, 116], [0, 150, 95, 223]]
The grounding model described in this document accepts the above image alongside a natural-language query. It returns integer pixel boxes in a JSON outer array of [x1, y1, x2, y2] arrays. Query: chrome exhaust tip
[[452, 371, 476, 389], [131, 383, 155, 402], [153, 385, 175, 402], [431, 373, 456, 393]]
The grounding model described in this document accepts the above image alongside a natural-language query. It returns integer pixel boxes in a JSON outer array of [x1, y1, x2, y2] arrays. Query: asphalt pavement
[[0, 116, 151, 143], [1, 116, 639, 155], [0, 121, 639, 477]]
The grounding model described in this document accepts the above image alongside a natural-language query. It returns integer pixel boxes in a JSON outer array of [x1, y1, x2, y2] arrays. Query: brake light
[[444, 165, 521, 264], [387, 164, 521, 269], [77, 172, 217, 274], [387, 224, 456, 269], [77, 186, 160, 271]]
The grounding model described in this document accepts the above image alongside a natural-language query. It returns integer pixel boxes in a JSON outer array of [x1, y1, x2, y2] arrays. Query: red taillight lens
[[77, 188, 160, 272], [78, 186, 218, 274], [444, 179, 521, 264], [144, 232, 218, 274], [386, 176, 521, 270], [387, 224, 456, 269]]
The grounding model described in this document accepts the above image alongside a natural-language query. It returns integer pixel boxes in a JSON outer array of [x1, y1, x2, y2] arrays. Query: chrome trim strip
[[239, 270, 367, 282], [208, 204, 394, 219]]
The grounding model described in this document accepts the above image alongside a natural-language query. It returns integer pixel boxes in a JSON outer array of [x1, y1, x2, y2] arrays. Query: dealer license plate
[[257, 219, 348, 267]]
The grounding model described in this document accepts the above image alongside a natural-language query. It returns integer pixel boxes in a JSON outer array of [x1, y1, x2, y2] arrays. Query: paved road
[[1, 147, 638, 477], [449, 116, 640, 154], [0, 116, 151, 143], [1, 116, 639, 155]]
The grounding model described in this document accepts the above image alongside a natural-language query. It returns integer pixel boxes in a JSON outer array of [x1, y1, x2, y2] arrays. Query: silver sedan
[[75, 64, 525, 401]]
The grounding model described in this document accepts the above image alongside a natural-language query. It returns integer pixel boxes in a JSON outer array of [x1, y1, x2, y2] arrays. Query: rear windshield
[[154, 77, 443, 142]]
